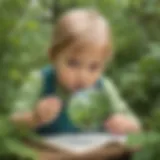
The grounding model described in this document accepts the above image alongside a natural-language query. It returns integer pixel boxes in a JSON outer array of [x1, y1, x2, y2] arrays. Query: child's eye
[[89, 63, 100, 72], [67, 59, 80, 68]]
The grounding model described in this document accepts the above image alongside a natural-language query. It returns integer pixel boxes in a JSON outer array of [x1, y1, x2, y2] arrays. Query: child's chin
[[72, 87, 89, 93], [70, 88, 80, 93], [64, 86, 78, 93]]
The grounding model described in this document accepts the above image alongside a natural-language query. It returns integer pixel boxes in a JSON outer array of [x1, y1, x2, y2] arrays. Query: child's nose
[[78, 69, 88, 81]]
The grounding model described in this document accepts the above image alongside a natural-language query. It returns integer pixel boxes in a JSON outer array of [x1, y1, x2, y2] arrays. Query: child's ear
[[48, 47, 52, 58], [48, 48, 55, 62]]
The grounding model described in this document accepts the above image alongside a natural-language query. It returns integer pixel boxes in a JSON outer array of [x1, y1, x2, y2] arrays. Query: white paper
[[43, 133, 126, 152]]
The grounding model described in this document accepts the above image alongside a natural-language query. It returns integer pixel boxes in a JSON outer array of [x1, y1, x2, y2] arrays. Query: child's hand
[[104, 114, 140, 135], [34, 97, 62, 125]]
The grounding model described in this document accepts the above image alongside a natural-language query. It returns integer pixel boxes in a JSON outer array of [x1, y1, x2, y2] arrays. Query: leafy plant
[[127, 132, 160, 160]]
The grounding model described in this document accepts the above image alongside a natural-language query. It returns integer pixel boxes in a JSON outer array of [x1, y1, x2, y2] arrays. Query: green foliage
[[127, 132, 160, 147], [0, 0, 49, 159], [127, 132, 160, 160], [0, 117, 38, 159], [143, 108, 160, 131], [0, 0, 50, 112], [132, 143, 160, 160]]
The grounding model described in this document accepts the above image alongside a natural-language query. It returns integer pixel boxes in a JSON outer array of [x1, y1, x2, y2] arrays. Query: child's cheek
[[59, 67, 76, 87], [86, 72, 101, 87]]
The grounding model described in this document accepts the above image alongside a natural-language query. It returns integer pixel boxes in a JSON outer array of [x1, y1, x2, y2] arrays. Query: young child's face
[[54, 47, 107, 92]]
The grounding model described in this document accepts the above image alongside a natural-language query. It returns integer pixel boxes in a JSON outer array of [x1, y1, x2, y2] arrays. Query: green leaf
[[3, 138, 38, 159]]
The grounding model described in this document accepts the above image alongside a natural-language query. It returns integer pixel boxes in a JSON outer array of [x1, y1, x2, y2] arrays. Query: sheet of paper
[[43, 133, 126, 152]]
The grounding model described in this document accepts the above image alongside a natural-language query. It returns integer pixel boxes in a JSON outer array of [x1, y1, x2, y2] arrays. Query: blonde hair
[[50, 8, 112, 58]]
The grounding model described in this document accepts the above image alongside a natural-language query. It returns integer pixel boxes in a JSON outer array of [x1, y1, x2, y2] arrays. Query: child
[[11, 8, 141, 135]]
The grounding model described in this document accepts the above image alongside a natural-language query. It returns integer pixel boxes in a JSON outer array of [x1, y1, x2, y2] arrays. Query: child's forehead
[[65, 45, 107, 61], [59, 35, 109, 61]]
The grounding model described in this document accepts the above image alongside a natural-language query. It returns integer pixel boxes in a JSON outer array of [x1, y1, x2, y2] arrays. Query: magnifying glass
[[68, 89, 110, 131]]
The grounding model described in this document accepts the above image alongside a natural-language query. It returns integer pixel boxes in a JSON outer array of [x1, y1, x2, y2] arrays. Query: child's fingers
[[105, 116, 124, 129], [34, 101, 48, 123], [43, 97, 62, 107], [105, 116, 132, 135], [46, 104, 61, 121], [36, 97, 62, 123], [106, 120, 127, 135], [109, 121, 139, 134], [107, 126, 125, 135]]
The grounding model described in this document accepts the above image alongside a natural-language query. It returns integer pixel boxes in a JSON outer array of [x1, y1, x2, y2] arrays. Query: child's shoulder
[[99, 76, 119, 94], [99, 76, 114, 87], [26, 65, 56, 87], [41, 65, 57, 92]]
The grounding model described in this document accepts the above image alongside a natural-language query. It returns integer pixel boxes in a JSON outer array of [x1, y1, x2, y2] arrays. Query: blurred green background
[[0, 0, 160, 159]]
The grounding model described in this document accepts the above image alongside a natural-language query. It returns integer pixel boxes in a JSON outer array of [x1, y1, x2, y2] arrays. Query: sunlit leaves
[[127, 132, 160, 160]]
